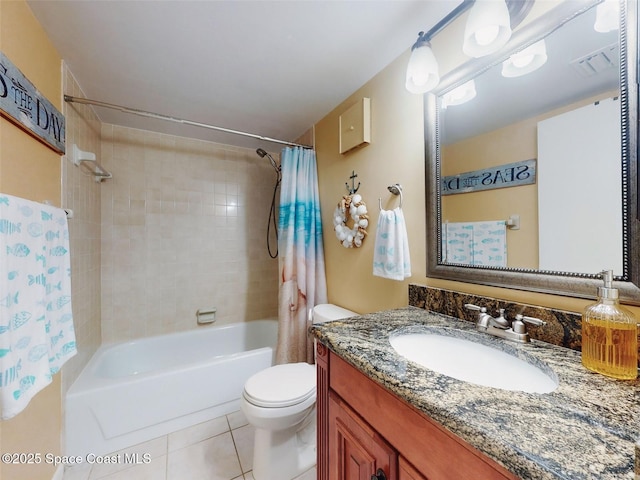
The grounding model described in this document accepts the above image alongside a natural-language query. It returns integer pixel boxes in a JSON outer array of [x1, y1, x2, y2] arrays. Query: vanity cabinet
[[399, 458, 428, 480], [329, 392, 397, 479], [316, 344, 519, 480]]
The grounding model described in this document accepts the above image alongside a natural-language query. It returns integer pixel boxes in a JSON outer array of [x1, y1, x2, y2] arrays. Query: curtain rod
[[63, 95, 313, 149]]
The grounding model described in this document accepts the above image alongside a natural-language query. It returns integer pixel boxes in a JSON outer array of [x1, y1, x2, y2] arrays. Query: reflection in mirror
[[425, 0, 640, 302], [440, 3, 621, 275]]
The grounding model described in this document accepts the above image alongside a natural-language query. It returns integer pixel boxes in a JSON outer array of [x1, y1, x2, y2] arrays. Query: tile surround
[[59, 113, 283, 477], [61, 64, 103, 391], [100, 125, 279, 342]]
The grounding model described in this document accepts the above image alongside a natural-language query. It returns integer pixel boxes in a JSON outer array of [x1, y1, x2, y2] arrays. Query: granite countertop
[[310, 306, 639, 480]]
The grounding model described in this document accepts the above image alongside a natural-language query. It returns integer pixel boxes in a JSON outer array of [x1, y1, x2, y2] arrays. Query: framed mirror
[[425, 0, 640, 303]]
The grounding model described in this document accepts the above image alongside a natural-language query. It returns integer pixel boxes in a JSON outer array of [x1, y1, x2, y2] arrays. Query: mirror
[[425, 0, 640, 302]]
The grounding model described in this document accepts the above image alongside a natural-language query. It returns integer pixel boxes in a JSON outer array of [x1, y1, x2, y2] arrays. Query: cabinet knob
[[371, 468, 387, 480]]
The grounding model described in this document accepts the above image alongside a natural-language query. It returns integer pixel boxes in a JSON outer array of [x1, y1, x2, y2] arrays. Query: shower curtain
[[276, 146, 327, 364]]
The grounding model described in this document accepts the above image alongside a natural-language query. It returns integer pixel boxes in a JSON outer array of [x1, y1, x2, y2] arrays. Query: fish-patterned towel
[[0, 194, 76, 419], [373, 208, 411, 281], [442, 221, 506, 267]]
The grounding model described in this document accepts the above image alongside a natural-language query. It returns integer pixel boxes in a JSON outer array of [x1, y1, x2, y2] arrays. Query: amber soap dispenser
[[582, 270, 638, 380]]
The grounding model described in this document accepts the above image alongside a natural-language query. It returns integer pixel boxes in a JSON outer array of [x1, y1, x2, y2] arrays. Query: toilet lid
[[243, 363, 316, 408]]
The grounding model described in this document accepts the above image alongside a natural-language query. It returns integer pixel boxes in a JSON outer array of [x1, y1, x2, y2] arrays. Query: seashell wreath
[[333, 194, 368, 248]]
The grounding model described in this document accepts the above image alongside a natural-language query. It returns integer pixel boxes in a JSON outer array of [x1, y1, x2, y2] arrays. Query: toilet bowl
[[240, 304, 357, 480]]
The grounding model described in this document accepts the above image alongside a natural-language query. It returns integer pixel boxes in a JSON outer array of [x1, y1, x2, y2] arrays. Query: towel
[[443, 221, 506, 267], [373, 208, 411, 280], [442, 222, 474, 264], [0, 194, 76, 419]]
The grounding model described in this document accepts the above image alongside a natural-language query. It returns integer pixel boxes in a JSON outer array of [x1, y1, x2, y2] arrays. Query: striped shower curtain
[[276, 147, 327, 364]]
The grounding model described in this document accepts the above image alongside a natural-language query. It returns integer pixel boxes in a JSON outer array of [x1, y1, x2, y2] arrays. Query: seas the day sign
[[0, 51, 65, 154], [442, 159, 536, 195]]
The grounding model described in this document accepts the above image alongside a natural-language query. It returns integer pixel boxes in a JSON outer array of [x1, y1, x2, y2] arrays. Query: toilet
[[240, 304, 357, 480]]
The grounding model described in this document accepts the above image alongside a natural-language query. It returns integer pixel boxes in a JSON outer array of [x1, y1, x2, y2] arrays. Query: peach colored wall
[[0, 1, 62, 478], [315, 51, 426, 314], [100, 125, 279, 342]]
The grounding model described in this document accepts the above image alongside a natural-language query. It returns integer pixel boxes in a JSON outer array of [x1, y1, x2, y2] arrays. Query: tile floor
[[62, 410, 316, 480]]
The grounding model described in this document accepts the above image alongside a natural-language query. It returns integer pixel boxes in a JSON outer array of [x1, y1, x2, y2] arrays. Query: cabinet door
[[329, 391, 397, 480], [399, 457, 428, 480]]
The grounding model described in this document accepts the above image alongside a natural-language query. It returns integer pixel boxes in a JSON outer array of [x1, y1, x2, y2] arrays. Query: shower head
[[256, 147, 281, 176], [259, 147, 282, 259]]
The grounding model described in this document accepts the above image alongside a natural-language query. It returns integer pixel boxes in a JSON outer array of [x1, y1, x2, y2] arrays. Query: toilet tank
[[312, 304, 357, 324]]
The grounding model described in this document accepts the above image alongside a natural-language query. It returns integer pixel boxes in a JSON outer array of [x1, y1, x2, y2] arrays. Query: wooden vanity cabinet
[[328, 392, 397, 479], [399, 457, 428, 480], [316, 344, 519, 480]]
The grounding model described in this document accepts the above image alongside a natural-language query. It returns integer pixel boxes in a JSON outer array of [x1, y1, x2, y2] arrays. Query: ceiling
[[27, 0, 459, 152]]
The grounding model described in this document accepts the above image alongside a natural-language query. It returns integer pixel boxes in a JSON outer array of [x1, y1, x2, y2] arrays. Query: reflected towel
[[373, 208, 411, 281], [0, 194, 76, 419], [443, 221, 506, 267]]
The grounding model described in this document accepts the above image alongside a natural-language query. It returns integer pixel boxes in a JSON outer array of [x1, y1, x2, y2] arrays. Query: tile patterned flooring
[[62, 410, 316, 480]]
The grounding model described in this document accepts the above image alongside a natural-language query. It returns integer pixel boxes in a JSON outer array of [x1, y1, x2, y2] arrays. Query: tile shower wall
[[100, 125, 279, 343], [61, 64, 102, 391]]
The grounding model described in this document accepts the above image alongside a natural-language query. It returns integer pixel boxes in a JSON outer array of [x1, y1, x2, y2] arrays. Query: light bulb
[[511, 53, 534, 68], [594, 0, 619, 33], [501, 40, 547, 78], [442, 80, 476, 108], [474, 25, 500, 46], [463, 0, 512, 58], [405, 41, 440, 94]]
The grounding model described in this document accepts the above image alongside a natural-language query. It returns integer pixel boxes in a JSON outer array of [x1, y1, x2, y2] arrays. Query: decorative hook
[[345, 170, 361, 195]]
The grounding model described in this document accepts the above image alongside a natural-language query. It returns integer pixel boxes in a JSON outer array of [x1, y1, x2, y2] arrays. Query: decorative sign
[[0, 51, 65, 154], [442, 159, 536, 195]]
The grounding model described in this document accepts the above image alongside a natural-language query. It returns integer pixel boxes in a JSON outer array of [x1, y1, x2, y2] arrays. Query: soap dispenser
[[582, 270, 638, 380]]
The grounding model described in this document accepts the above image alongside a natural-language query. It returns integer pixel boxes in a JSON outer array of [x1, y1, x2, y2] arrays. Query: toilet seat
[[243, 363, 316, 408]]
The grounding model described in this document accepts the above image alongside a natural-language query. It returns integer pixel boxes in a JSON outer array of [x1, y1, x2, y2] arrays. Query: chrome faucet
[[464, 304, 545, 343]]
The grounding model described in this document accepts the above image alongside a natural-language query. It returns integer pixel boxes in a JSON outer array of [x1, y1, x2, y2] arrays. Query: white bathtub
[[65, 319, 277, 458]]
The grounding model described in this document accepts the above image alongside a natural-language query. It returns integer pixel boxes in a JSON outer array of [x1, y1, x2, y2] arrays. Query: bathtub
[[65, 319, 277, 458]]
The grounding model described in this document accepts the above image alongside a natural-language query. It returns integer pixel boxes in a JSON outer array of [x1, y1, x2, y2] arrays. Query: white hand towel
[[373, 208, 411, 281], [0, 194, 76, 419]]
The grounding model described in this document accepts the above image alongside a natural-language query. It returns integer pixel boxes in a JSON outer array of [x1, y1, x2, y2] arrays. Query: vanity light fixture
[[501, 39, 548, 77], [405, 0, 535, 94], [405, 33, 440, 94], [594, 0, 620, 33], [463, 0, 512, 58], [404, 0, 475, 94], [442, 80, 477, 107]]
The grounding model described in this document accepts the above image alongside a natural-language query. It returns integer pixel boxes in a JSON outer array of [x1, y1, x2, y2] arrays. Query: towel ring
[[379, 184, 403, 210]]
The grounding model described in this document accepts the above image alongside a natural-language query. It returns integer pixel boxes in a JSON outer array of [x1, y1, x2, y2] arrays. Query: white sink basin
[[390, 332, 558, 393]]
